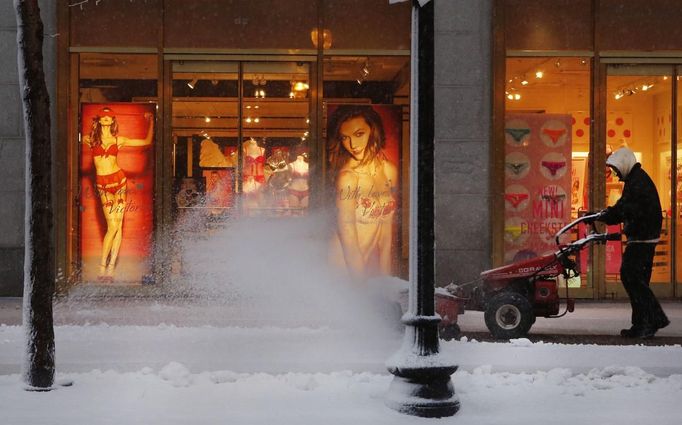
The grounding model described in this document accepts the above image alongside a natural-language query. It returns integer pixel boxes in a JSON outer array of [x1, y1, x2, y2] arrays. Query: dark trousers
[[621, 243, 668, 328]]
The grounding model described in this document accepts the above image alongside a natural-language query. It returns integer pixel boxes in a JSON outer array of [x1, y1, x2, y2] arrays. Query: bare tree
[[15, 0, 55, 390]]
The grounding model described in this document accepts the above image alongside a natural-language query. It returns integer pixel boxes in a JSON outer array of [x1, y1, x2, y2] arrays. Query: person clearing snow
[[589, 146, 669, 339]]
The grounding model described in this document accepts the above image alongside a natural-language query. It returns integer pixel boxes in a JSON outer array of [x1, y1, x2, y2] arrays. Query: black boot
[[620, 326, 641, 338]]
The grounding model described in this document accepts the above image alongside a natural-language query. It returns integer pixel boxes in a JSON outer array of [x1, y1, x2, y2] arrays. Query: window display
[[288, 148, 310, 209], [174, 135, 238, 219]]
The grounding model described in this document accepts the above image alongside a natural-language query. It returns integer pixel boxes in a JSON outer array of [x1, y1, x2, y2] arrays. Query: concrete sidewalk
[[457, 300, 682, 338], [1, 297, 681, 337]]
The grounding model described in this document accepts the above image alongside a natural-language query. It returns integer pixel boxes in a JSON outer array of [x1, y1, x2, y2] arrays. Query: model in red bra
[[84, 107, 154, 282], [92, 143, 119, 158]]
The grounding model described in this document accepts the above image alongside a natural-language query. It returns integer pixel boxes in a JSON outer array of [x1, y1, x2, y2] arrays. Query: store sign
[[79, 103, 156, 284], [504, 113, 572, 263], [326, 104, 402, 280]]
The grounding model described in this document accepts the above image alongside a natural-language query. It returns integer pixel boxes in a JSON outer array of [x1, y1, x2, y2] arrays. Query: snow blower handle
[[554, 211, 605, 245]]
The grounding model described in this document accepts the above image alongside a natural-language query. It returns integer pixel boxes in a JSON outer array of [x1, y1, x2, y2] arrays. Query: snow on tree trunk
[[15, 0, 55, 390]]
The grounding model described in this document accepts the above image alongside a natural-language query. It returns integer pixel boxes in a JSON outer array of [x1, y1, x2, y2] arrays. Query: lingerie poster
[[325, 103, 402, 280], [504, 113, 572, 264], [79, 103, 156, 284]]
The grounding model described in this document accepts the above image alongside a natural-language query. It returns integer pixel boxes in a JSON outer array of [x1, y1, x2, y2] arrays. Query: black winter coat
[[601, 163, 662, 241]]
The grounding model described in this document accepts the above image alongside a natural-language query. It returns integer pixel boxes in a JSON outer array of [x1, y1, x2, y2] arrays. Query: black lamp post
[[385, 0, 460, 417]]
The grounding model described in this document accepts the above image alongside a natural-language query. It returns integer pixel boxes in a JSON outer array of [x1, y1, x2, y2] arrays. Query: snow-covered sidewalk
[[1, 298, 681, 424], [0, 323, 681, 424]]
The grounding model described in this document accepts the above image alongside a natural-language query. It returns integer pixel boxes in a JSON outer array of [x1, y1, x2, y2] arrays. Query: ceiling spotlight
[[520, 79, 529, 86], [293, 81, 309, 91], [356, 60, 371, 85], [361, 64, 370, 77], [535, 70, 544, 79], [187, 78, 198, 89], [204, 117, 211, 123]]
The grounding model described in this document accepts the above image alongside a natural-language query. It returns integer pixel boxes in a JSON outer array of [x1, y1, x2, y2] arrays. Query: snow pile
[[1, 362, 680, 425]]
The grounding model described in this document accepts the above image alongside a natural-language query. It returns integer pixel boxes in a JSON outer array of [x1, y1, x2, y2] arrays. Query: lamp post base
[[385, 315, 460, 418], [385, 364, 460, 418]]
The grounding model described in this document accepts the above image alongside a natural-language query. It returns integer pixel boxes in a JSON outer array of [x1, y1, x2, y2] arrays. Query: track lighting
[[187, 78, 198, 89]]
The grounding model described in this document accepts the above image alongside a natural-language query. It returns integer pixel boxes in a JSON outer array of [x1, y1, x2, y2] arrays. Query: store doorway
[[604, 64, 674, 298]]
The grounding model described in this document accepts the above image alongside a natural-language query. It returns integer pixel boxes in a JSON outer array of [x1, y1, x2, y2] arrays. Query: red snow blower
[[436, 212, 620, 340]]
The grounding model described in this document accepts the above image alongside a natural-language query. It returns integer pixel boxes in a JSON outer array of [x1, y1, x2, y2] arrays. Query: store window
[[606, 64, 673, 294], [503, 56, 591, 287], [77, 53, 159, 284], [323, 55, 409, 278], [171, 61, 311, 222], [171, 61, 240, 222]]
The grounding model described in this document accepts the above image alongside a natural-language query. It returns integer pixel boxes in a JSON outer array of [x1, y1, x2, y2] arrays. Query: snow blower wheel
[[484, 291, 534, 339]]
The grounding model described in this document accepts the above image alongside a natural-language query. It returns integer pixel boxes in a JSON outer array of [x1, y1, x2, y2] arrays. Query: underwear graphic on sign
[[505, 161, 529, 175], [504, 193, 529, 208], [505, 128, 531, 143], [541, 193, 566, 203], [541, 160, 566, 176], [542, 128, 567, 144], [505, 225, 524, 241]]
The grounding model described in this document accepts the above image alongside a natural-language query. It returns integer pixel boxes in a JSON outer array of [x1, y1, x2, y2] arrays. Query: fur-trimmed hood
[[606, 147, 637, 179]]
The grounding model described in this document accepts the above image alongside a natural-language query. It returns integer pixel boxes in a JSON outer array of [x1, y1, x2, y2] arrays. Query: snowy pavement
[[1, 297, 681, 424], [1, 297, 681, 336], [0, 297, 680, 377]]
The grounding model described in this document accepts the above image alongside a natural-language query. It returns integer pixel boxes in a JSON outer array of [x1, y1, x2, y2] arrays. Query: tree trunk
[[15, 0, 55, 390]]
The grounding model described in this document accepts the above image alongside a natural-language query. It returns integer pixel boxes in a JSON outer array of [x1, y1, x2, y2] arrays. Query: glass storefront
[[501, 0, 682, 299], [60, 1, 411, 289]]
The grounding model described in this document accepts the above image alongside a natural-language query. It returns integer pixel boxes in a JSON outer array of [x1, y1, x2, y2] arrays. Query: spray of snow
[[172, 211, 405, 336]]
